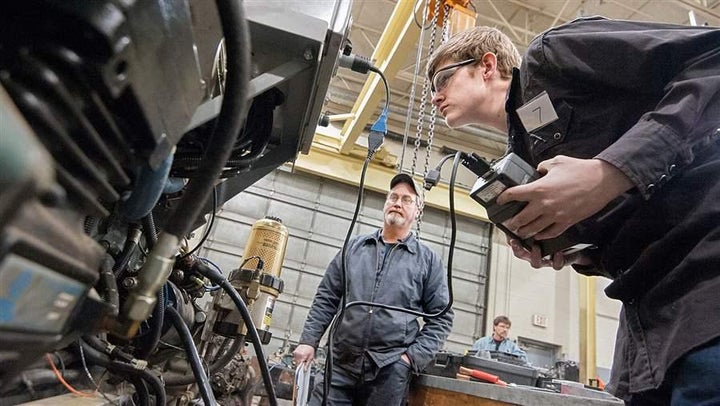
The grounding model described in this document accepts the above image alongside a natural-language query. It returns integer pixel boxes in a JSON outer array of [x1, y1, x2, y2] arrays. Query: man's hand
[[507, 237, 593, 270], [293, 344, 315, 368], [401, 353, 412, 367], [497, 156, 633, 240]]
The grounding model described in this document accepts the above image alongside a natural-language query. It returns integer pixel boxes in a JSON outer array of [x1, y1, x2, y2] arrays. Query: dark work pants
[[308, 358, 412, 406], [628, 337, 720, 405]]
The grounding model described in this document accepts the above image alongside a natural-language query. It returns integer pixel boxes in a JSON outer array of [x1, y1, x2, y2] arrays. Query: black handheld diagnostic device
[[463, 152, 595, 259]]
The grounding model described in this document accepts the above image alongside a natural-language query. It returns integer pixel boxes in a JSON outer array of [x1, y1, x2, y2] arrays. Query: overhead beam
[[293, 138, 490, 221], [551, 0, 572, 28], [674, 0, 720, 22], [339, 0, 421, 154], [487, 0, 523, 42]]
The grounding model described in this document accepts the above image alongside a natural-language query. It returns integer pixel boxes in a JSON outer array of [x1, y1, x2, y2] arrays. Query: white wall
[[485, 230, 621, 372]]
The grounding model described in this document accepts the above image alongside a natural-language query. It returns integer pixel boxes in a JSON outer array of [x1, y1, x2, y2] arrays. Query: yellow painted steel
[[292, 142, 489, 221], [338, 0, 421, 154], [578, 276, 597, 385]]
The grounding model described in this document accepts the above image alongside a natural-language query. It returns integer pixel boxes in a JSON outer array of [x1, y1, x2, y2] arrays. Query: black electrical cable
[[165, 306, 216, 405], [368, 66, 390, 113], [193, 265, 278, 406], [322, 155, 373, 406], [183, 186, 217, 258], [164, 0, 250, 239], [321, 66, 389, 405], [164, 338, 243, 386]]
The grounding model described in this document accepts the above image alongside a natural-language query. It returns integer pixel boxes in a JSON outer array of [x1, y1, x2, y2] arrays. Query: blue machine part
[[0, 254, 86, 333]]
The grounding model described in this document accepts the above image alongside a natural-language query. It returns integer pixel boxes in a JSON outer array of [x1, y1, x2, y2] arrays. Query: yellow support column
[[339, 0, 421, 154], [579, 276, 597, 384]]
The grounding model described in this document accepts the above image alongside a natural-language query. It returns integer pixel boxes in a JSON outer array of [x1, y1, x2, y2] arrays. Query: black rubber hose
[[129, 375, 150, 406], [134, 285, 165, 360], [192, 261, 277, 405], [165, 306, 217, 405], [7, 369, 82, 389], [164, 337, 243, 386], [76, 339, 166, 405], [164, 0, 250, 239], [217, 279, 278, 406], [113, 224, 141, 276], [106, 359, 166, 406], [142, 213, 158, 250], [98, 256, 119, 317]]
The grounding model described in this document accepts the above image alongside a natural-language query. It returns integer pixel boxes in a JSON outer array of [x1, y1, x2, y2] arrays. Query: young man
[[470, 315, 527, 362], [428, 18, 720, 404], [293, 174, 453, 405]]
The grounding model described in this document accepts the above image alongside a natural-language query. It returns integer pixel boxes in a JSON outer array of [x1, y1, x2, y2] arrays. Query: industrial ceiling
[[325, 0, 720, 163]]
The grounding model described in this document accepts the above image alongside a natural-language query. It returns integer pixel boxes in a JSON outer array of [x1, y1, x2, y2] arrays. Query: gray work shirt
[[299, 229, 454, 374]]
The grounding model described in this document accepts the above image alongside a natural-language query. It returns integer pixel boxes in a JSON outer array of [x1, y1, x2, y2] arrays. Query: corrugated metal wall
[[200, 169, 491, 355]]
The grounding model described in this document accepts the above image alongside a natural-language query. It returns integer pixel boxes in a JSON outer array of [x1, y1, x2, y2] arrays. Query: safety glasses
[[431, 58, 476, 94]]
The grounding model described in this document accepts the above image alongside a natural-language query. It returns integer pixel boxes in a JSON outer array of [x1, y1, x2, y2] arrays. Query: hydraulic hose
[[193, 263, 278, 406], [133, 284, 165, 360], [76, 339, 166, 405], [164, 0, 250, 239], [98, 256, 119, 316], [164, 338, 243, 386], [166, 306, 217, 405]]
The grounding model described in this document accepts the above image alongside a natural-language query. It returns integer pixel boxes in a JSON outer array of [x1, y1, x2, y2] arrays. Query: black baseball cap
[[390, 173, 419, 196]]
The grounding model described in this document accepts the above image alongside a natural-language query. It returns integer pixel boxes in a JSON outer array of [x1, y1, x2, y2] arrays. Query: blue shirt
[[470, 336, 527, 361]]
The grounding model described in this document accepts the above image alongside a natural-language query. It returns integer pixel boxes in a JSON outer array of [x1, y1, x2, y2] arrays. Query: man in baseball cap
[[294, 171, 452, 405]]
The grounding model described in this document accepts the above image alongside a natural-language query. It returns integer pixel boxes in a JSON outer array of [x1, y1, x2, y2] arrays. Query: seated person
[[471, 315, 527, 362]]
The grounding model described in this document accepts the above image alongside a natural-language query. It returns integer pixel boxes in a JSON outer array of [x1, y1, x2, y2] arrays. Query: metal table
[[410, 374, 624, 406]]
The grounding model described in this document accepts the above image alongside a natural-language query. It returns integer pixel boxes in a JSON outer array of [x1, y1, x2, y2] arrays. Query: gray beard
[[385, 212, 406, 226]]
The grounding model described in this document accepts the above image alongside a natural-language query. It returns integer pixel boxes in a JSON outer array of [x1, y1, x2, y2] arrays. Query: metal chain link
[[410, 0, 441, 179], [412, 0, 446, 236], [420, 3, 450, 211], [415, 2, 450, 236]]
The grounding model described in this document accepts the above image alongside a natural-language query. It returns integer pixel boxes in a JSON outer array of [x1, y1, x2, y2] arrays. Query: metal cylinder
[[241, 216, 288, 277], [211, 216, 287, 343]]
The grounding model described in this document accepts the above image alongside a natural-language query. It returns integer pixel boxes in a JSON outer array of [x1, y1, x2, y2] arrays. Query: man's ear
[[480, 52, 498, 79]]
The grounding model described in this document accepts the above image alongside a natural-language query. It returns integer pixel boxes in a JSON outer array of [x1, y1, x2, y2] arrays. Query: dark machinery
[[0, 0, 352, 404]]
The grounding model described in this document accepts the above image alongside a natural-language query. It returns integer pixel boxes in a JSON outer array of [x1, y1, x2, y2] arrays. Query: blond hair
[[427, 27, 521, 80]]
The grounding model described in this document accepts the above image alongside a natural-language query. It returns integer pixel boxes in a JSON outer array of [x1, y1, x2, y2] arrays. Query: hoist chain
[[414, 1, 449, 236]]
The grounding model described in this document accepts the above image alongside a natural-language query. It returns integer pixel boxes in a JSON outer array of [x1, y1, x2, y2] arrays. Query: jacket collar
[[363, 228, 418, 255], [506, 67, 529, 161]]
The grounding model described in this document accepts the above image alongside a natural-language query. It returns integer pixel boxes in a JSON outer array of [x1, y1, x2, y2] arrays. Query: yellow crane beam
[[339, 0, 421, 154]]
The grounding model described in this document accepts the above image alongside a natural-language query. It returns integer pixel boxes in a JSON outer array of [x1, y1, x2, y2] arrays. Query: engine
[[0, 0, 351, 404]]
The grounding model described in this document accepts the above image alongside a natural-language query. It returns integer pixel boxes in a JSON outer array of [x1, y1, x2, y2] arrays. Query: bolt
[[303, 48, 314, 61], [171, 269, 185, 282], [195, 311, 207, 323], [122, 277, 138, 289]]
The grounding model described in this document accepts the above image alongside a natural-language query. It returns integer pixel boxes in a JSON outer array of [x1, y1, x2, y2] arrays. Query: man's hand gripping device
[[462, 152, 595, 259]]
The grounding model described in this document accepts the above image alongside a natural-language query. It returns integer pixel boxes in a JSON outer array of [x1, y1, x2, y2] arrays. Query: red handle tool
[[458, 366, 508, 386]]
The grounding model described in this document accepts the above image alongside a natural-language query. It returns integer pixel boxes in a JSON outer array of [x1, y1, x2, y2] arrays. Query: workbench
[[409, 374, 624, 406]]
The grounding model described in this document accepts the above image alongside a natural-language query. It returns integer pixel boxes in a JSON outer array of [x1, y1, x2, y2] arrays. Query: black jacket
[[509, 16, 720, 399], [299, 229, 453, 374]]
